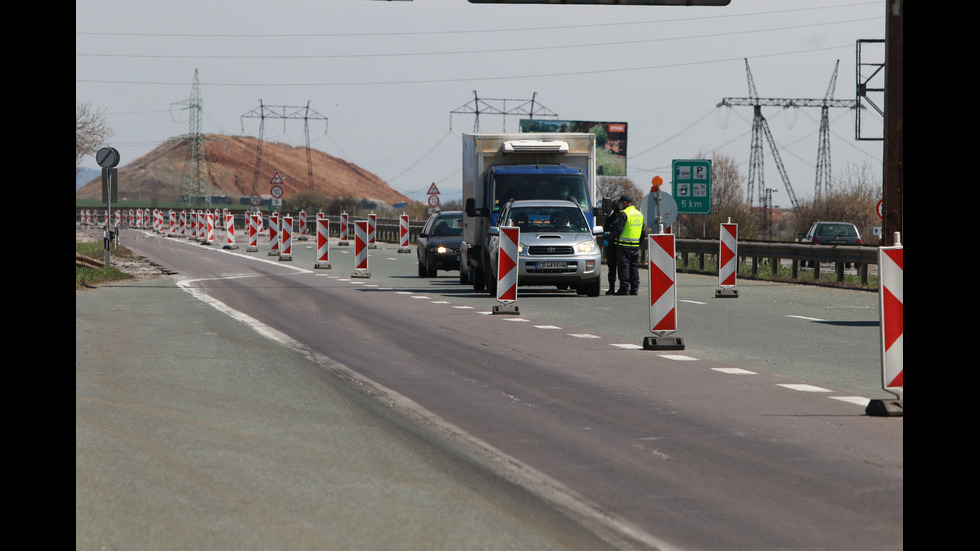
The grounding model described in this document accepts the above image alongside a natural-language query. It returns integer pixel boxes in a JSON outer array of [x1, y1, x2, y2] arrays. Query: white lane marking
[[778, 383, 831, 393], [787, 315, 826, 322], [712, 367, 756, 375], [660, 354, 698, 361], [611, 344, 643, 349], [568, 334, 601, 339], [680, 299, 707, 305], [830, 396, 871, 406], [533, 325, 562, 330]]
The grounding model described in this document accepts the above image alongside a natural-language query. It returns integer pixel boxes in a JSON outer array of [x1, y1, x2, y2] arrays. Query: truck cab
[[460, 133, 598, 293]]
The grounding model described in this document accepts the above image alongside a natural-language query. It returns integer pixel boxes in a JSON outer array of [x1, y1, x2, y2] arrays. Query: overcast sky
[[76, 0, 887, 207]]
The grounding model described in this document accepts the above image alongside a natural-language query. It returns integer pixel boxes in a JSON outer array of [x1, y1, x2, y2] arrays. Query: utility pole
[[881, 0, 903, 245], [719, 60, 858, 209], [172, 69, 213, 206], [241, 101, 328, 193], [450, 91, 558, 132]]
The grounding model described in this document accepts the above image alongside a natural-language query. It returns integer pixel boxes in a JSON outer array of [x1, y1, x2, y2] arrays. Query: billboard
[[519, 119, 628, 177]]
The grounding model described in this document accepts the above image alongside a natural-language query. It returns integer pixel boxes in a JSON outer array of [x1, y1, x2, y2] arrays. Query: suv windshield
[[502, 205, 589, 233]]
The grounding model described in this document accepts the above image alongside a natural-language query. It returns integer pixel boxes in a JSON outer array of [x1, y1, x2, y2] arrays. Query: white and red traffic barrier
[[368, 213, 377, 249], [315, 215, 331, 269], [279, 215, 293, 261], [352, 219, 370, 277], [338, 211, 349, 246], [492, 226, 520, 314], [297, 210, 308, 241], [204, 210, 215, 245], [197, 210, 207, 241], [223, 211, 238, 249], [398, 214, 411, 253], [247, 213, 259, 252], [268, 212, 280, 256], [716, 220, 739, 298], [168, 210, 177, 236], [868, 235, 903, 416], [644, 232, 684, 350]]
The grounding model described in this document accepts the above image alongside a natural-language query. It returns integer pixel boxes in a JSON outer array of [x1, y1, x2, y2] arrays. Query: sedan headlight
[[576, 240, 597, 254], [435, 245, 450, 254]]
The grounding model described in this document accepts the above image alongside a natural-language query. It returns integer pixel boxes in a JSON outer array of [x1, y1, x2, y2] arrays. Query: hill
[[75, 135, 410, 206]]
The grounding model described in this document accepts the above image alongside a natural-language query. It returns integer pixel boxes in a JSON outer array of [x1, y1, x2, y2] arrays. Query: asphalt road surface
[[76, 225, 903, 550]]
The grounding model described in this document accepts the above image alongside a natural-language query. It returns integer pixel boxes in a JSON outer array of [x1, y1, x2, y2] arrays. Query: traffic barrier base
[[492, 304, 520, 315], [643, 336, 685, 350], [715, 289, 739, 298], [866, 399, 903, 417]]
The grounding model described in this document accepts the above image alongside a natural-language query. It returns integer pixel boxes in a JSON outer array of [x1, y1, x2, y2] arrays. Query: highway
[[77, 225, 903, 550]]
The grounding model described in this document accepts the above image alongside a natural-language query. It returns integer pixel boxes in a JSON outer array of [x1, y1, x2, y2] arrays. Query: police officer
[[609, 195, 643, 295], [602, 201, 620, 295]]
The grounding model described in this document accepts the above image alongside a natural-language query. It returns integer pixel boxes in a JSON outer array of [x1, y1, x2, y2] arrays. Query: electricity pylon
[[450, 91, 557, 132], [240, 100, 328, 193], [172, 69, 213, 206], [718, 59, 857, 208]]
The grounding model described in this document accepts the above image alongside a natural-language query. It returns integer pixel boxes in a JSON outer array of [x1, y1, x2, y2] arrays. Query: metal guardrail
[[674, 238, 879, 285], [77, 210, 878, 284]]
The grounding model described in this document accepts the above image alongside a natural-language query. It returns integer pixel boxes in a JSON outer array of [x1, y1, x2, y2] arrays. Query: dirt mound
[[75, 135, 410, 206]]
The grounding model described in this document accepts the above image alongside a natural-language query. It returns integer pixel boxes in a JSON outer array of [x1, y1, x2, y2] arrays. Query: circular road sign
[[96, 147, 120, 168], [640, 191, 679, 232], [271, 185, 283, 199], [428, 194, 440, 207], [250, 194, 262, 206]]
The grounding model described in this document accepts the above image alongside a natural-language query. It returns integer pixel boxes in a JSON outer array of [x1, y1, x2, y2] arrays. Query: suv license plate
[[537, 261, 567, 269]]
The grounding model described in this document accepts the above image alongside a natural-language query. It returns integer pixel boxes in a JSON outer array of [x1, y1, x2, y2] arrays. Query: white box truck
[[460, 132, 598, 292]]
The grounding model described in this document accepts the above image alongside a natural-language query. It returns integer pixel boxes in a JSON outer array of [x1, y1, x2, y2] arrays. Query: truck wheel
[[485, 266, 497, 297], [473, 268, 486, 292]]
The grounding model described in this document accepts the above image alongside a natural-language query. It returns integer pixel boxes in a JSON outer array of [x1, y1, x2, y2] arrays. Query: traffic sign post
[[427, 182, 440, 211], [672, 159, 712, 216], [97, 146, 121, 267]]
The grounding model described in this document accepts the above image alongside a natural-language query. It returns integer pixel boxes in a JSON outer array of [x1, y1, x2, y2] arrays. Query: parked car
[[799, 221, 863, 267], [801, 221, 863, 245], [486, 199, 603, 296], [417, 211, 463, 277]]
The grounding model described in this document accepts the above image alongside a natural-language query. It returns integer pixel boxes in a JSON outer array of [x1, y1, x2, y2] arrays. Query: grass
[[75, 240, 134, 289], [676, 256, 879, 291]]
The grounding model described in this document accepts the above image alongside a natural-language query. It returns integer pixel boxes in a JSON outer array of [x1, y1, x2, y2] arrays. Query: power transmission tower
[[450, 91, 557, 132], [240, 101, 329, 193], [718, 59, 857, 208], [172, 69, 213, 206]]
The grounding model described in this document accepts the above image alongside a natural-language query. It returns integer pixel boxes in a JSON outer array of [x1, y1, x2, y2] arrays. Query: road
[[77, 225, 903, 550]]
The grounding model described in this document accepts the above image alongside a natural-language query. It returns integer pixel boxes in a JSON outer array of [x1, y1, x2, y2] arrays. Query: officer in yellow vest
[[609, 195, 643, 295]]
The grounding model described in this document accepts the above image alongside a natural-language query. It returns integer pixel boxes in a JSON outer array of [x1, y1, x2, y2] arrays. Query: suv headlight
[[576, 240, 597, 254]]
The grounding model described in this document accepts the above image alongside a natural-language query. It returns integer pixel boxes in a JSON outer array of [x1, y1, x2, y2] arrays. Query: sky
[[76, 0, 888, 208]]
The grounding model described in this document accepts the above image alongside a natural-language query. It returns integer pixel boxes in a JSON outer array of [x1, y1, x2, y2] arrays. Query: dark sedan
[[417, 211, 463, 277]]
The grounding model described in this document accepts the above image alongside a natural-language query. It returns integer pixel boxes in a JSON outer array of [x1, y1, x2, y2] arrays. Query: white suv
[[487, 200, 603, 297]]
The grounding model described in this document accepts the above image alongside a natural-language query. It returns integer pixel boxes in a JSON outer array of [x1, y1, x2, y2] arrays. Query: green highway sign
[[672, 159, 712, 215]]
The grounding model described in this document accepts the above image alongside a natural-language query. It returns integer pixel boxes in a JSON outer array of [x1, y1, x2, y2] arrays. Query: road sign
[[427, 183, 440, 195], [640, 191, 678, 231], [672, 159, 712, 215], [249, 194, 261, 206], [270, 171, 284, 198], [428, 195, 440, 207], [96, 147, 120, 168]]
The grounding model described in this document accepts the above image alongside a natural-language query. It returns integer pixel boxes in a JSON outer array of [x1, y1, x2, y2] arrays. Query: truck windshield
[[491, 174, 590, 215]]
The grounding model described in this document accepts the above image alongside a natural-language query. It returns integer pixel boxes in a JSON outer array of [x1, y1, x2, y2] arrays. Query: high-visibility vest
[[615, 205, 643, 248]]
